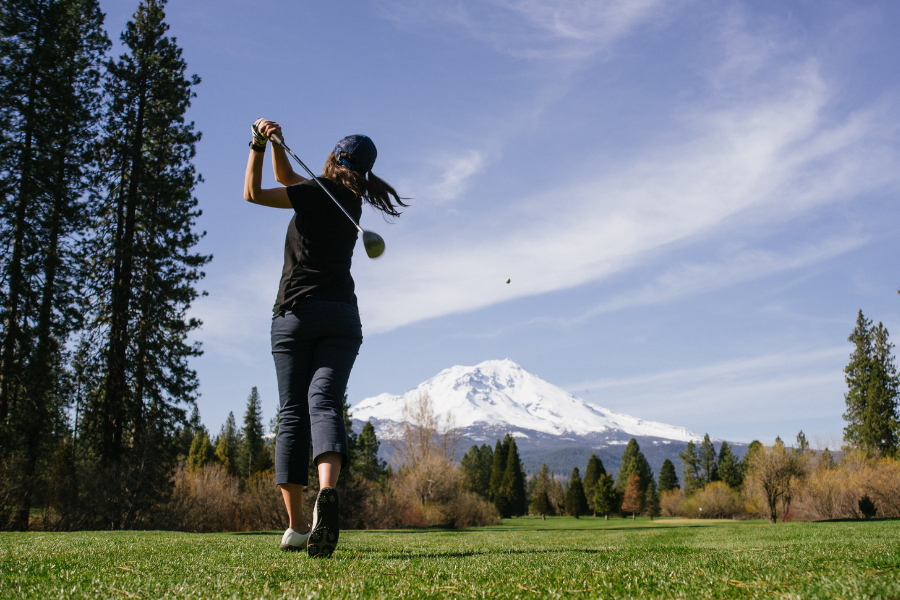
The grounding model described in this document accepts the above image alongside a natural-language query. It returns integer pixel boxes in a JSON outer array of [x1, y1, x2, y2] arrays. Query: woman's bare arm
[[243, 146, 292, 209]]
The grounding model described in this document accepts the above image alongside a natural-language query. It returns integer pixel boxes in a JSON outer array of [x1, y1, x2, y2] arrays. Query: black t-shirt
[[273, 178, 362, 313]]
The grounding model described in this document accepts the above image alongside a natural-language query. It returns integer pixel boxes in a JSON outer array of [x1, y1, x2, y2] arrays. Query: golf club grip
[[270, 135, 364, 234]]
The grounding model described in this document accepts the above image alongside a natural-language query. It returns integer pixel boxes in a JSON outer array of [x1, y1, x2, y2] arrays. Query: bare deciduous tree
[[747, 441, 807, 523], [392, 393, 462, 506]]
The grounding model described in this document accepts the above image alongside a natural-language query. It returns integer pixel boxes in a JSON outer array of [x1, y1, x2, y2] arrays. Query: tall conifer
[[699, 434, 719, 483], [240, 387, 264, 478], [843, 312, 900, 455], [615, 438, 652, 493], [717, 441, 742, 489], [679, 441, 702, 494], [582, 453, 605, 515], [564, 467, 588, 517], [499, 437, 527, 517], [658, 458, 679, 492], [489, 435, 509, 502], [0, 0, 108, 530]]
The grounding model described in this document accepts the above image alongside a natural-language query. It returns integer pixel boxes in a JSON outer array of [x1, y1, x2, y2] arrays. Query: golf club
[[267, 132, 385, 259]]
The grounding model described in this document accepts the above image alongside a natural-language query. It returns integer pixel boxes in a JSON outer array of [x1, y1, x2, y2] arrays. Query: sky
[[100, 0, 900, 445]]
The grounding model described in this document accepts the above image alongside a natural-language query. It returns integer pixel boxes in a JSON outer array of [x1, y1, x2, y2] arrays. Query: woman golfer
[[243, 119, 405, 557]]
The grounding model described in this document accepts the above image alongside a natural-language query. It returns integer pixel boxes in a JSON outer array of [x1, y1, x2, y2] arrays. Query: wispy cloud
[[355, 54, 900, 333], [405, 149, 486, 204], [565, 347, 849, 442], [378, 0, 672, 59]]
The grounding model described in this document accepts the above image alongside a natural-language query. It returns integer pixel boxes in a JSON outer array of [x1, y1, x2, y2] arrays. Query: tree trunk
[[103, 74, 147, 462], [1, 10, 44, 426]]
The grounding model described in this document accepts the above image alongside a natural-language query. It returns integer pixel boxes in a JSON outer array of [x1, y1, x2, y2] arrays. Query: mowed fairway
[[3, 517, 899, 599]]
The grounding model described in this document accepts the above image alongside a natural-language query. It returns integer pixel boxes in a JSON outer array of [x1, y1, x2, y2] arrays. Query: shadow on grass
[[816, 517, 900, 523], [372, 548, 664, 560]]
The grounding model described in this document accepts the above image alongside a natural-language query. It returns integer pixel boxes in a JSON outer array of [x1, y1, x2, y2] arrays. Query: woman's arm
[[258, 120, 307, 186], [243, 146, 292, 209]]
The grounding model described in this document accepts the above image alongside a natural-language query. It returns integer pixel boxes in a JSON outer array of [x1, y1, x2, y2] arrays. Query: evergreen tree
[[717, 441, 743, 490], [498, 437, 527, 516], [615, 438, 652, 493], [253, 444, 274, 474], [176, 405, 202, 458], [621, 472, 644, 520], [489, 435, 510, 502], [186, 430, 213, 470], [593, 474, 617, 520], [529, 464, 555, 518], [564, 467, 588, 517], [843, 311, 900, 456], [795, 430, 810, 455], [819, 447, 834, 470], [356, 421, 386, 481], [582, 453, 605, 515], [679, 441, 702, 494], [643, 479, 660, 520], [215, 412, 240, 476], [658, 458, 679, 492], [240, 387, 264, 478], [0, 0, 108, 531], [699, 434, 719, 483], [742, 440, 763, 476], [533, 489, 552, 520], [81, 0, 207, 474], [461, 443, 493, 498]]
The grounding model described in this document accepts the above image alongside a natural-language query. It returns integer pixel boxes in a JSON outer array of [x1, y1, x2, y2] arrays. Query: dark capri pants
[[271, 298, 362, 486]]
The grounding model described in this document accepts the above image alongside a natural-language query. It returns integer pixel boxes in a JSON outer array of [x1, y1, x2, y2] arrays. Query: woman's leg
[[271, 312, 314, 528], [308, 336, 361, 478]]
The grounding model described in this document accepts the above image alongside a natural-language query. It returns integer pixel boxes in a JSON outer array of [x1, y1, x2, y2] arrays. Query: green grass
[[3, 517, 900, 599]]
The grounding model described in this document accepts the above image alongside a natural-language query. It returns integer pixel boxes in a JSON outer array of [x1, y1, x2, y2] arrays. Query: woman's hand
[[255, 119, 283, 143]]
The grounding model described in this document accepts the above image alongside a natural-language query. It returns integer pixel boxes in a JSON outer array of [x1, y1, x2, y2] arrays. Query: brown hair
[[321, 152, 408, 218]]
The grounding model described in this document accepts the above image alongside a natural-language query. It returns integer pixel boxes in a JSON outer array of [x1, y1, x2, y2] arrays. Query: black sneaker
[[307, 486, 339, 558]]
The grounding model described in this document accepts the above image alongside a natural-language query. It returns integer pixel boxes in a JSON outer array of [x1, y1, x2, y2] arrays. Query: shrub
[[792, 452, 900, 520], [660, 489, 684, 517], [680, 482, 742, 519]]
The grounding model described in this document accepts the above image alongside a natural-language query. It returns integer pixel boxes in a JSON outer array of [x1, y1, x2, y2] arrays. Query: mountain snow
[[352, 359, 701, 442]]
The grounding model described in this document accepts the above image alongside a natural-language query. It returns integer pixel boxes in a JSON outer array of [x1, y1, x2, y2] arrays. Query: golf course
[[4, 517, 899, 599]]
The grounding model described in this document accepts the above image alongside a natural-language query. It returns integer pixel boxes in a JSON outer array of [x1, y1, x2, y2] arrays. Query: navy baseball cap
[[334, 134, 377, 173]]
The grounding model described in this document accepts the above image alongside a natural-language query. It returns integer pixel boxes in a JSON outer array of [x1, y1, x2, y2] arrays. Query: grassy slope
[[2, 517, 899, 599]]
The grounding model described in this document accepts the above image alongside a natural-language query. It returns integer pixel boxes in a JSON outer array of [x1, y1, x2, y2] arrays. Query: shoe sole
[[308, 487, 339, 558], [279, 543, 306, 552]]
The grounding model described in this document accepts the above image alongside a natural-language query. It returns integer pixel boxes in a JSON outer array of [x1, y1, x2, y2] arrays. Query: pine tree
[[658, 458, 679, 492], [679, 441, 702, 494], [564, 467, 588, 517], [616, 438, 652, 493], [357, 421, 386, 481], [621, 472, 644, 520], [0, 0, 108, 530], [215, 412, 240, 476], [742, 440, 763, 476], [643, 479, 660, 520], [717, 441, 743, 489], [843, 311, 900, 456], [795, 430, 810, 455], [593, 474, 617, 520], [489, 435, 510, 503], [81, 0, 207, 476], [186, 431, 213, 470], [461, 443, 493, 498], [699, 434, 719, 483], [499, 437, 527, 516], [583, 453, 605, 515], [239, 387, 265, 478], [530, 463, 555, 518]]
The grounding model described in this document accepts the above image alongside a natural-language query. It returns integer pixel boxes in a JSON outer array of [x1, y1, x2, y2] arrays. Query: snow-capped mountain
[[353, 359, 701, 443]]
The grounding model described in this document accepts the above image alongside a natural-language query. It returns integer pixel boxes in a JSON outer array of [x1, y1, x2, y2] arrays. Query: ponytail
[[321, 152, 408, 218]]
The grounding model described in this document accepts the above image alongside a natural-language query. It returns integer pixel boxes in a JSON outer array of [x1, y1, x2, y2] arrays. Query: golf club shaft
[[269, 134, 364, 235]]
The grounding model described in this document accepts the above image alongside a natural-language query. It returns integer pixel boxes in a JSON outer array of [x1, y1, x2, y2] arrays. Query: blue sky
[[101, 0, 900, 445]]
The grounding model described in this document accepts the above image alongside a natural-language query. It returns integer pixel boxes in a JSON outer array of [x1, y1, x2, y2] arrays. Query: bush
[[792, 452, 900, 520], [680, 482, 742, 519], [660, 489, 683, 517]]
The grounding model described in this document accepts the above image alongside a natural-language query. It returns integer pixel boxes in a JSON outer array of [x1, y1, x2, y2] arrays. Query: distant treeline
[[1, 0, 207, 530]]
